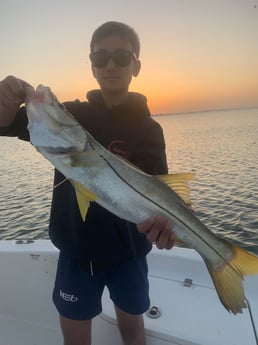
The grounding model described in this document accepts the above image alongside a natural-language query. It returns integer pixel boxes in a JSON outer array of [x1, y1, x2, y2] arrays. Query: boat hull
[[0, 239, 257, 345]]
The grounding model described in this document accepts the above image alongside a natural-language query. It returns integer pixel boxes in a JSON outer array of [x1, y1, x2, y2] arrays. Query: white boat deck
[[0, 240, 257, 345]]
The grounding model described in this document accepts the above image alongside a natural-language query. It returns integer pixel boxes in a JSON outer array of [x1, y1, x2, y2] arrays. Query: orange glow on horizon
[[47, 53, 258, 115], [53, 78, 258, 115], [132, 81, 258, 114]]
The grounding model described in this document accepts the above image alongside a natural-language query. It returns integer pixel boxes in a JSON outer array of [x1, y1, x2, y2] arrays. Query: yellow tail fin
[[206, 245, 258, 314]]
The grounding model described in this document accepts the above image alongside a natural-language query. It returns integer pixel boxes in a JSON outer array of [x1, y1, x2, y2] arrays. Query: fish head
[[26, 85, 87, 154]]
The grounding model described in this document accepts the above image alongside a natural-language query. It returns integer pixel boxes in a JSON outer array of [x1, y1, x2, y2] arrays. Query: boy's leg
[[114, 305, 146, 345], [107, 256, 149, 345], [53, 253, 105, 345], [60, 315, 92, 345]]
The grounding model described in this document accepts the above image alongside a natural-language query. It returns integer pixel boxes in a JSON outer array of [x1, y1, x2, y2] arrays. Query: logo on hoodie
[[108, 140, 129, 158]]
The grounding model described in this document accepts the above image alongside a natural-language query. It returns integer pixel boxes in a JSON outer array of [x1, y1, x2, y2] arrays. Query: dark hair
[[90, 21, 140, 58]]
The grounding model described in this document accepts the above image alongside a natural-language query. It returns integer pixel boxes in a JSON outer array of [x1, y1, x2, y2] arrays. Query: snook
[[26, 85, 258, 315]]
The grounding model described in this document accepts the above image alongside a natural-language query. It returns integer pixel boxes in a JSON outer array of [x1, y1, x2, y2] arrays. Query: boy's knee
[[117, 314, 145, 345], [60, 315, 92, 345]]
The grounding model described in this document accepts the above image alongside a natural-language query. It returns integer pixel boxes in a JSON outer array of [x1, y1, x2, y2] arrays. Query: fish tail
[[205, 245, 258, 314]]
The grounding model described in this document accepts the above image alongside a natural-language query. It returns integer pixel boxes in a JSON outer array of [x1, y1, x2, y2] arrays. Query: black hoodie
[[0, 91, 168, 262]]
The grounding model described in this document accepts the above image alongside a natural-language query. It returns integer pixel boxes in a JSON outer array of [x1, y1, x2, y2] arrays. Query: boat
[[0, 239, 257, 345]]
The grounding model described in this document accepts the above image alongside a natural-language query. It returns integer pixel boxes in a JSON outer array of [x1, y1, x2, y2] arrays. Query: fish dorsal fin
[[157, 173, 195, 206], [71, 180, 97, 221]]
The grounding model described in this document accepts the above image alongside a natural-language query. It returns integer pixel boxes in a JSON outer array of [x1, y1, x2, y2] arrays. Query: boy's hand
[[0, 75, 33, 126], [137, 215, 176, 250]]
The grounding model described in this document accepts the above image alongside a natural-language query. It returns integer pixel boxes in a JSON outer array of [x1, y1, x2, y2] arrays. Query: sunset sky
[[1, 0, 258, 114]]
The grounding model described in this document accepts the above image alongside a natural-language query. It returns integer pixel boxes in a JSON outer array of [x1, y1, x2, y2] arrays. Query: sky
[[1, 0, 258, 114]]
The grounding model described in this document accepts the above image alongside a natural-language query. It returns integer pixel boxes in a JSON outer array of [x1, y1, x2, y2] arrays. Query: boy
[[0, 22, 175, 345]]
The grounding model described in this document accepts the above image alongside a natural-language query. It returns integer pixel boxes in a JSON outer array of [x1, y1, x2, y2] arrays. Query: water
[[0, 108, 258, 254], [156, 108, 258, 254], [0, 139, 53, 239]]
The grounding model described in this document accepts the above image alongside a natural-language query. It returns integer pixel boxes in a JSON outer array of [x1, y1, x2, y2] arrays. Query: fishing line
[[245, 298, 258, 345], [54, 177, 68, 189]]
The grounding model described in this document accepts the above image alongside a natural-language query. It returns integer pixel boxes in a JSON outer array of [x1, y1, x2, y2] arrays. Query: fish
[[25, 85, 258, 315]]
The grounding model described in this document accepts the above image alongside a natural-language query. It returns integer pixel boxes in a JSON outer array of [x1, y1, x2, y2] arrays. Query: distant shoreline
[[152, 105, 258, 117]]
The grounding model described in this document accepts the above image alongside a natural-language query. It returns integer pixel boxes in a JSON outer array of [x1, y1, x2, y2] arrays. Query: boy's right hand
[[0, 75, 33, 127], [137, 215, 176, 250]]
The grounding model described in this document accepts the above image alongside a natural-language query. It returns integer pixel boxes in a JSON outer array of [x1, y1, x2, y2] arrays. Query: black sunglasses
[[90, 49, 137, 68]]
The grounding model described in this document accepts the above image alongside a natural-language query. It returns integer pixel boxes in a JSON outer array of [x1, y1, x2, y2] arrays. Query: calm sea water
[[0, 108, 258, 254]]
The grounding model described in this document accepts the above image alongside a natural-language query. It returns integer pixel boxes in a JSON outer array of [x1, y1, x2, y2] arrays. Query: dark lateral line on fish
[[99, 154, 240, 272]]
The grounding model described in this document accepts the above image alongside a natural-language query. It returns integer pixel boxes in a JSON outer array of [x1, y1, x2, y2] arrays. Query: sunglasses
[[90, 49, 137, 68]]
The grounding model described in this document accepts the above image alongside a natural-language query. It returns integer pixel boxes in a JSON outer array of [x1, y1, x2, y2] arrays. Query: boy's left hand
[[137, 215, 176, 250]]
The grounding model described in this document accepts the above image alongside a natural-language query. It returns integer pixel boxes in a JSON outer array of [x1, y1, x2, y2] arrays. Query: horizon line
[[152, 105, 258, 117]]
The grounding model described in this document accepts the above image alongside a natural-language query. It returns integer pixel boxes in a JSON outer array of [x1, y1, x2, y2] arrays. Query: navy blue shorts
[[53, 252, 150, 320]]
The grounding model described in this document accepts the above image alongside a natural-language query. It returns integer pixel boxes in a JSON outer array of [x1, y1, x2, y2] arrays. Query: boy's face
[[91, 35, 141, 94]]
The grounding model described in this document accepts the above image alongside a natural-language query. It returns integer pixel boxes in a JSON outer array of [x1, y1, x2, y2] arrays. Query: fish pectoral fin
[[71, 180, 97, 221], [157, 173, 195, 206], [205, 244, 258, 314]]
